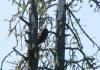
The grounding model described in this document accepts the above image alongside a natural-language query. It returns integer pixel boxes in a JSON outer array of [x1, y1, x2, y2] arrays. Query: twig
[[47, 4, 57, 9], [39, 17, 54, 21], [65, 4, 100, 50], [13, 47, 27, 61], [39, 67, 54, 70], [65, 23, 83, 49], [0, 50, 14, 70], [19, 16, 30, 26], [91, 0, 100, 7], [70, 13, 83, 48], [65, 47, 95, 69], [48, 31, 56, 36]]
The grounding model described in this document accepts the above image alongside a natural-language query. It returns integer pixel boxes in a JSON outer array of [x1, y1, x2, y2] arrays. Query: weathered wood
[[55, 0, 66, 70], [27, 0, 38, 70]]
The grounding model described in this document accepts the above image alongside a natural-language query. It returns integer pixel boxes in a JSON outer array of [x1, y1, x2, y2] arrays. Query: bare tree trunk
[[55, 0, 66, 70], [26, 0, 38, 70]]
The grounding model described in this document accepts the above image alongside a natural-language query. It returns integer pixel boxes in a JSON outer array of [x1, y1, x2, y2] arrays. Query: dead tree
[[55, 0, 66, 70], [26, 0, 38, 70], [1, 0, 100, 70]]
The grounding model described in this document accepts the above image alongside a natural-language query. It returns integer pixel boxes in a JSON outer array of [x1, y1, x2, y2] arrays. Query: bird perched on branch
[[38, 24, 48, 45]]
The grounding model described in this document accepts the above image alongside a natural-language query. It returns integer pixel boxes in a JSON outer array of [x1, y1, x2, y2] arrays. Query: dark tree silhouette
[[1, 0, 100, 70]]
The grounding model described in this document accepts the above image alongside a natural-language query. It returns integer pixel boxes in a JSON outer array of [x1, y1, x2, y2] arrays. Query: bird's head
[[42, 23, 48, 30]]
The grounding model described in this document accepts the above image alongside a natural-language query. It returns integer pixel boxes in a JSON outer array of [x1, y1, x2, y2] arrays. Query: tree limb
[[19, 16, 30, 26]]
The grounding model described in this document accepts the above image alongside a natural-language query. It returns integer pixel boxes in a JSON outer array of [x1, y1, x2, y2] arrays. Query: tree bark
[[55, 0, 66, 70], [27, 0, 38, 70]]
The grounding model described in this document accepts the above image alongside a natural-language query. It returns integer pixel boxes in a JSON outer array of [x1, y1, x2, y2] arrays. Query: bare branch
[[65, 23, 83, 49], [0, 50, 14, 70], [65, 4, 100, 50], [91, 0, 100, 7], [19, 16, 30, 26], [65, 47, 96, 69], [13, 47, 27, 61]]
